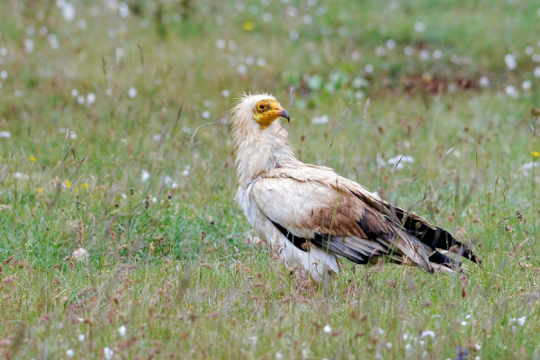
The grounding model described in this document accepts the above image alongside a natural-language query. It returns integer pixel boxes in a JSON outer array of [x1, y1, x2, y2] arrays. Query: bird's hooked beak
[[279, 108, 290, 123]]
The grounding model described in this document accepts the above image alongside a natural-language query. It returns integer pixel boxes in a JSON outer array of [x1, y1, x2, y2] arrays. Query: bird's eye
[[258, 104, 265, 110]]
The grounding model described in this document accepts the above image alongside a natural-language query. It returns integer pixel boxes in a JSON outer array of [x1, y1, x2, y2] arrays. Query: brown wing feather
[[255, 170, 433, 270], [258, 166, 478, 271]]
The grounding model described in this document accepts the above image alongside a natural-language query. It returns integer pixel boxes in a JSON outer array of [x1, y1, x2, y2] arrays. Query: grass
[[1, 0, 540, 358]]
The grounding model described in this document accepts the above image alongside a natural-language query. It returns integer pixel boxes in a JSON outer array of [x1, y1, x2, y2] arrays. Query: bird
[[230, 93, 479, 282]]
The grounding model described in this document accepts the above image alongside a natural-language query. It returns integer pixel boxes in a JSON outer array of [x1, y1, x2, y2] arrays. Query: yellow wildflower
[[36, 187, 44, 194], [533, 151, 539, 159], [65, 180, 71, 188], [29, 156, 37, 162], [243, 21, 255, 32], [81, 183, 88, 189]]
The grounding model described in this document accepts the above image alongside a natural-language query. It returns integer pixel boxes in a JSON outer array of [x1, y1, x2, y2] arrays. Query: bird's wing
[[252, 166, 438, 270]]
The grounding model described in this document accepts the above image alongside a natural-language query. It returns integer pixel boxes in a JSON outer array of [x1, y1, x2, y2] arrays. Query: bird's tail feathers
[[392, 206, 480, 264]]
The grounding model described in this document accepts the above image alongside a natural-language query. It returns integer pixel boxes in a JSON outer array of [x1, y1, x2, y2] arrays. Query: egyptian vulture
[[231, 93, 478, 282]]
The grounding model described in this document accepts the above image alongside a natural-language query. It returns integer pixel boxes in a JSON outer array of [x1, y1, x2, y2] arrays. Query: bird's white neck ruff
[[235, 121, 297, 187]]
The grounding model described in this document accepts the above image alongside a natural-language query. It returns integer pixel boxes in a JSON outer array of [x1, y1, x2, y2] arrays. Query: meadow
[[1, 0, 540, 358]]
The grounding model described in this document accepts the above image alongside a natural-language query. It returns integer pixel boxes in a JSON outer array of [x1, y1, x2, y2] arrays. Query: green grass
[[1, 0, 540, 358]]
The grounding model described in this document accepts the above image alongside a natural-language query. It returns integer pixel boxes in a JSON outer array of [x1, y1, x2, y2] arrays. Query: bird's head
[[232, 93, 290, 131], [252, 98, 290, 130]]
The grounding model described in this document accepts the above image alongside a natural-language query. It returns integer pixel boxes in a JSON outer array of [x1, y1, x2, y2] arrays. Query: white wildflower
[[420, 330, 435, 339], [323, 325, 332, 334], [48, 34, 59, 49], [119, 2, 130, 18], [388, 155, 415, 170], [311, 115, 329, 124], [404, 46, 414, 56], [141, 169, 151, 182], [534, 67, 540, 78], [72, 248, 89, 261], [249, 336, 257, 346], [517, 316, 526, 326], [24, 39, 34, 53], [118, 325, 126, 337], [115, 47, 124, 61], [520, 161, 537, 172], [13, 172, 29, 180], [414, 22, 426, 32], [461, 321, 468, 326], [0, 131, 11, 138], [419, 49, 430, 61], [237, 64, 247, 75], [86, 93, 96, 105], [215, 39, 226, 50], [275, 352, 284, 359], [479, 76, 489, 87], [104, 347, 114, 360], [522, 80, 532, 90], [505, 85, 518, 98], [78, 334, 85, 341], [504, 54, 517, 70], [66, 349, 75, 358], [58, 2, 75, 21], [128, 87, 137, 99]]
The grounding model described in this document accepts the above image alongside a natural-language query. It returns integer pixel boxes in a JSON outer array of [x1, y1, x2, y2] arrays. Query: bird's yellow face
[[252, 99, 290, 130]]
